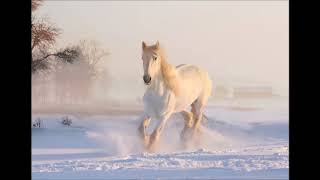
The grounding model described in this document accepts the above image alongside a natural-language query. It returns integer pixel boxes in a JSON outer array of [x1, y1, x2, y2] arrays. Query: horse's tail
[[202, 114, 210, 125], [203, 114, 209, 121]]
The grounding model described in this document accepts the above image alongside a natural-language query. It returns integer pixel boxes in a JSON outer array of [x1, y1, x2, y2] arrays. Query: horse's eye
[[153, 57, 157, 61]]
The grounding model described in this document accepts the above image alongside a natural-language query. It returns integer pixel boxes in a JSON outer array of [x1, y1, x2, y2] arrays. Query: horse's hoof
[[143, 135, 150, 146], [138, 134, 150, 149], [147, 145, 155, 153], [192, 126, 203, 137], [146, 134, 160, 152], [180, 127, 193, 142], [146, 141, 158, 153], [182, 126, 202, 140]]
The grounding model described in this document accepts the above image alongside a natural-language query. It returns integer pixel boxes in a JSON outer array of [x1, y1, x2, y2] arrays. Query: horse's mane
[[158, 47, 180, 96]]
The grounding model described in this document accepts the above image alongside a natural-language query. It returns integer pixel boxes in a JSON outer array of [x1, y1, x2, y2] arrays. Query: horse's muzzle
[[143, 75, 151, 85]]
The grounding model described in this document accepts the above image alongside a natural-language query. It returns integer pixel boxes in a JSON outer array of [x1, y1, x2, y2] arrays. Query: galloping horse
[[138, 41, 212, 151]]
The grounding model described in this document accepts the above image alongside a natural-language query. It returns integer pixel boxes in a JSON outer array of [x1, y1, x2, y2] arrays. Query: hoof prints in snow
[[32, 153, 288, 173]]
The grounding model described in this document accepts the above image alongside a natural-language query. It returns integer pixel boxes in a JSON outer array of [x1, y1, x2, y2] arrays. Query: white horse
[[138, 41, 212, 151]]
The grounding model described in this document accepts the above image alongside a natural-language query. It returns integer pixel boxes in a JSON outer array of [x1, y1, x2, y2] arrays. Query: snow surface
[[32, 101, 288, 179]]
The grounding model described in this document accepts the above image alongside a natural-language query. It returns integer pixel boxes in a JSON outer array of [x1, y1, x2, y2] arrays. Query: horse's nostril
[[143, 75, 151, 84]]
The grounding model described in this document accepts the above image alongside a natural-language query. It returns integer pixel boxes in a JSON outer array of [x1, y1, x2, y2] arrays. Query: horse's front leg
[[138, 115, 151, 147], [147, 113, 172, 152], [146, 91, 176, 152]]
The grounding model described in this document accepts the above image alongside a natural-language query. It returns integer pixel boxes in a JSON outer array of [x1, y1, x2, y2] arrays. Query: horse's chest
[[143, 90, 171, 118]]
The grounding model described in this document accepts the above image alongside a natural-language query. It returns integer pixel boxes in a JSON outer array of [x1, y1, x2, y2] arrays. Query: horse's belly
[[174, 90, 199, 112], [174, 78, 203, 111]]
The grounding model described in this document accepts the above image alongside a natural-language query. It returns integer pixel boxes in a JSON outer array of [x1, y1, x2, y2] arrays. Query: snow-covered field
[[32, 99, 288, 179]]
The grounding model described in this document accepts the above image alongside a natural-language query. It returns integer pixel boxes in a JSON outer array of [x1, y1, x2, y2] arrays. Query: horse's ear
[[142, 41, 147, 50], [155, 41, 160, 50]]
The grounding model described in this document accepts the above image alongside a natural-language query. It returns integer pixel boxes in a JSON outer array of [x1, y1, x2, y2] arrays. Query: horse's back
[[176, 64, 187, 69], [176, 64, 209, 82]]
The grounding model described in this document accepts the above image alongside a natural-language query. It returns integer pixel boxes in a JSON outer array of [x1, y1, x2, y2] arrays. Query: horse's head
[[141, 41, 162, 85]]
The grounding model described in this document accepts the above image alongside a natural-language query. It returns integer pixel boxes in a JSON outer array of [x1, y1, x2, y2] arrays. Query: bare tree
[[31, 0, 79, 74], [32, 17, 60, 52], [32, 47, 80, 73], [31, 0, 111, 107], [32, 0, 43, 12]]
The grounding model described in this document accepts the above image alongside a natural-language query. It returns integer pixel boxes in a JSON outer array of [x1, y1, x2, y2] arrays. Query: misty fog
[[32, 1, 289, 113]]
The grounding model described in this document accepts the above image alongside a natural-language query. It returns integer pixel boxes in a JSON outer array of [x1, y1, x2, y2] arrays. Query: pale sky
[[36, 1, 288, 101]]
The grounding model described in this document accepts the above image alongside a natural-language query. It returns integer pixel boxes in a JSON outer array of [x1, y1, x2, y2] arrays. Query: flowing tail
[[202, 114, 210, 125]]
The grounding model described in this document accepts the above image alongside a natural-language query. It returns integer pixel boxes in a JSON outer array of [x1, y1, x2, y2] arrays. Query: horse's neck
[[149, 58, 178, 96], [149, 70, 166, 95]]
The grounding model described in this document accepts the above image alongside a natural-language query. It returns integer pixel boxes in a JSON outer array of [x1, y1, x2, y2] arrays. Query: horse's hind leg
[[192, 99, 205, 133], [193, 80, 211, 130], [180, 110, 194, 141], [180, 100, 205, 145]]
